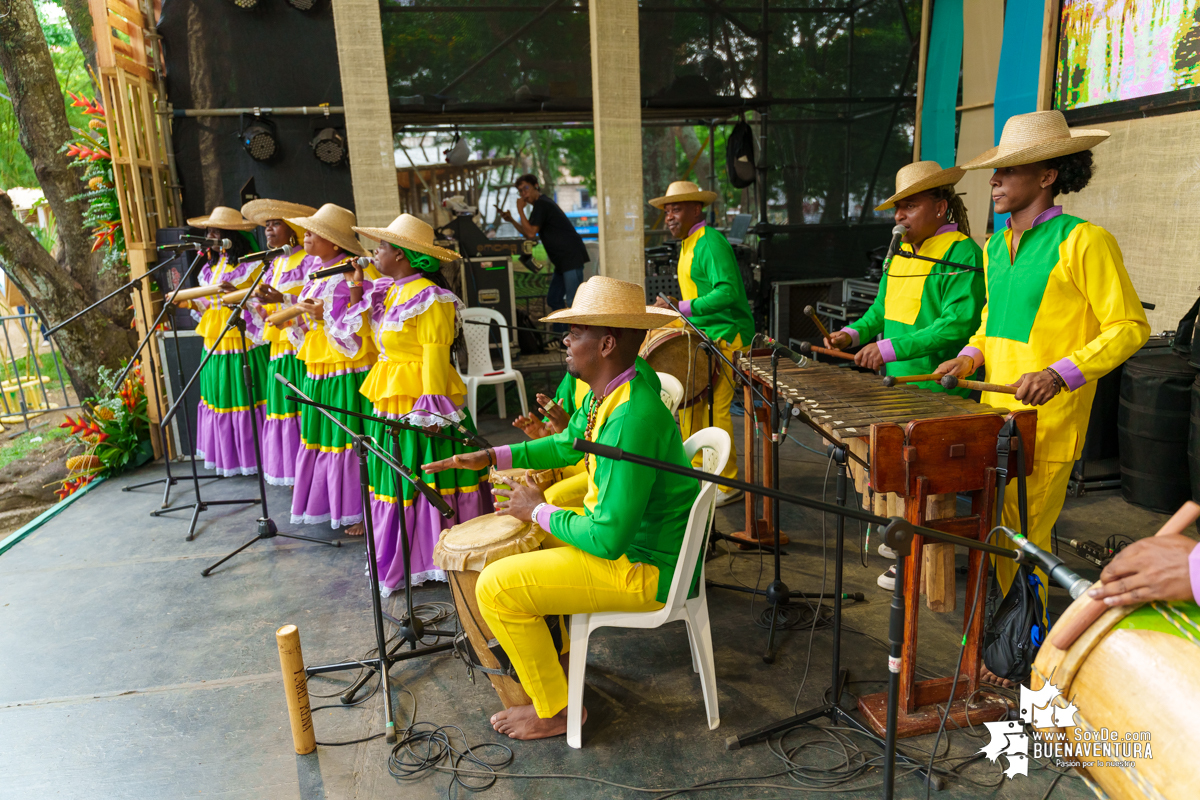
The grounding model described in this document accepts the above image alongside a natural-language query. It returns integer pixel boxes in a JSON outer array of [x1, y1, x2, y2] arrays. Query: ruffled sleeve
[[344, 276, 394, 334], [411, 290, 466, 421], [319, 276, 366, 359]]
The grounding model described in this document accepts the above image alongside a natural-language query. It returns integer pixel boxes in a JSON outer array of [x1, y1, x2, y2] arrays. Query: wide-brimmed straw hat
[[241, 199, 317, 241], [352, 214, 459, 261], [962, 110, 1109, 170], [186, 206, 256, 232], [541, 276, 679, 330], [874, 161, 965, 210], [649, 180, 718, 210], [285, 203, 367, 257]]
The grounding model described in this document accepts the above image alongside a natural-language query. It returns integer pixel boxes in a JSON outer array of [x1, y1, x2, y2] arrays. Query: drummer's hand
[[492, 474, 545, 523], [537, 394, 570, 433], [1013, 370, 1059, 406], [295, 298, 324, 321], [934, 355, 975, 379], [854, 342, 885, 371], [1087, 534, 1197, 607], [257, 284, 285, 304], [425, 450, 492, 474], [652, 295, 677, 310], [824, 330, 853, 351], [513, 411, 550, 440]]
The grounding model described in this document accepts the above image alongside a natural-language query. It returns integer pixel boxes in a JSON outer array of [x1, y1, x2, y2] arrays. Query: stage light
[[285, 0, 320, 9], [310, 127, 348, 166], [227, 0, 259, 8], [240, 114, 279, 162]]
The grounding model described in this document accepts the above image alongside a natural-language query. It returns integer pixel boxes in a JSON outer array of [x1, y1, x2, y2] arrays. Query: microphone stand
[[656, 294, 861, 664], [280, 381, 470, 742], [569, 438, 1020, 798], [888, 250, 983, 273]]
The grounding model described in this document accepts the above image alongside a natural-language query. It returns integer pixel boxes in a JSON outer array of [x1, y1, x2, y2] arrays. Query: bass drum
[[1032, 595, 1200, 798], [640, 326, 716, 409]]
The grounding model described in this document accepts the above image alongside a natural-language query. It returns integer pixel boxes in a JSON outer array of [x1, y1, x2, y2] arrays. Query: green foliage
[[0, 1, 93, 190]]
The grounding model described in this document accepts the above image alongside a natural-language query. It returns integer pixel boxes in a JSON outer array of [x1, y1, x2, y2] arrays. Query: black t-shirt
[[528, 195, 590, 273]]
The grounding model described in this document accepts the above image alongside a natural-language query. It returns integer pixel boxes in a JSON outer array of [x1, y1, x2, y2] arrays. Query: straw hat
[[352, 213, 459, 261], [649, 180, 719, 210], [241, 199, 317, 241], [541, 276, 680, 329], [186, 206, 256, 231], [874, 161, 965, 210], [962, 110, 1109, 170], [285, 203, 367, 257]]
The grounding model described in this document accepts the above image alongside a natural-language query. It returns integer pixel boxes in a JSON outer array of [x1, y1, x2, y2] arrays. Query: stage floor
[[0, 395, 1167, 799]]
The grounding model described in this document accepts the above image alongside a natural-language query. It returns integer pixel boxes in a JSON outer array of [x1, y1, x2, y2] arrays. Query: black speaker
[[156, 226, 200, 331], [157, 330, 204, 457]]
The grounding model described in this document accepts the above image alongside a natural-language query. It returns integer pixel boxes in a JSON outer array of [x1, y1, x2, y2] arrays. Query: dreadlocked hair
[[927, 184, 971, 239], [1045, 150, 1094, 196]]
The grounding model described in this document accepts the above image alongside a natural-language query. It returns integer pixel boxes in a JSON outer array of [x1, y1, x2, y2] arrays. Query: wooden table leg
[[732, 384, 789, 548]]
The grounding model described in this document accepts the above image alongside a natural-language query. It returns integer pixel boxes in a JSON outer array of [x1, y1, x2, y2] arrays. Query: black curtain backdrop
[[158, 0, 353, 222]]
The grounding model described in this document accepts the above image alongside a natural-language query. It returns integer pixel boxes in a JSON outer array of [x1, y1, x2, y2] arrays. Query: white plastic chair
[[457, 307, 528, 420], [565, 427, 731, 748], [657, 372, 685, 416]]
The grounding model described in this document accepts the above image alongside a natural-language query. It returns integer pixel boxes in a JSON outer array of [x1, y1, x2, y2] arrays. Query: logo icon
[[980, 680, 1077, 778]]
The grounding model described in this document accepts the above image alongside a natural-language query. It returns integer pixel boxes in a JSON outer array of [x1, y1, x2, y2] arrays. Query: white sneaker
[[877, 565, 897, 591], [878, 542, 897, 559], [716, 486, 744, 507]]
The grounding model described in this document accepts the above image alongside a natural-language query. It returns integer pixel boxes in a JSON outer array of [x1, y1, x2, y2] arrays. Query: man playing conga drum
[[426, 277, 700, 740], [650, 181, 753, 503]]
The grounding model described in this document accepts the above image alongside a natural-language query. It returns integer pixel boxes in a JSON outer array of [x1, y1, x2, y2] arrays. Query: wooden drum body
[[433, 513, 545, 708], [640, 327, 715, 408], [1032, 597, 1200, 799], [488, 467, 561, 493]]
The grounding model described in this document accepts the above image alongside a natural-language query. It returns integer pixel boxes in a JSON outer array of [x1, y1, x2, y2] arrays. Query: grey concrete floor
[[0, 391, 1161, 799]]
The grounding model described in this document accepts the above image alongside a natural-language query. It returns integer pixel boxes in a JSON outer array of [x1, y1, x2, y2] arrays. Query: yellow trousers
[[678, 337, 739, 481], [543, 463, 588, 511], [476, 544, 662, 718], [992, 459, 1073, 624]]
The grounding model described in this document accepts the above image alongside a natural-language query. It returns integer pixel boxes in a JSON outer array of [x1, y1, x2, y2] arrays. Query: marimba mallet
[[796, 341, 857, 362], [881, 374, 940, 387], [803, 304, 832, 341], [939, 374, 1017, 394]]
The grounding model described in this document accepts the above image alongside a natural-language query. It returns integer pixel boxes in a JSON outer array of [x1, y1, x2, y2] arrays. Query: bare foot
[[981, 666, 1015, 689], [344, 522, 365, 537], [490, 704, 585, 740]]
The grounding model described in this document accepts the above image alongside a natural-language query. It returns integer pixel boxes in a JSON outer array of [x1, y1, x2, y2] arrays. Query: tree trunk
[[0, 0, 135, 399]]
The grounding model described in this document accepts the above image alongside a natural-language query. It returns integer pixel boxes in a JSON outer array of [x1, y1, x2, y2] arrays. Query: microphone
[[307, 262, 357, 281], [1001, 527, 1091, 599], [762, 337, 809, 366], [882, 224, 905, 270], [159, 238, 231, 252], [236, 244, 293, 265], [777, 400, 796, 442], [181, 235, 232, 246]]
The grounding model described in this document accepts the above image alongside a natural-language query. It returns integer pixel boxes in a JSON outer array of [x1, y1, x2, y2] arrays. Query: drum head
[[433, 513, 545, 572], [641, 327, 714, 405]]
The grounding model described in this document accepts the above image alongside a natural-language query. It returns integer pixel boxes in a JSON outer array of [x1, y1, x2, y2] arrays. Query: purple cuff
[[1049, 358, 1087, 392], [412, 394, 460, 417], [839, 327, 861, 348], [536, 503, 562, 533], [877, 338, 897, 363], [493, 446, 513, 471], [1190, 543, 1200, 605], [679, 300, 692, 317], [959, 346, 984, 368]]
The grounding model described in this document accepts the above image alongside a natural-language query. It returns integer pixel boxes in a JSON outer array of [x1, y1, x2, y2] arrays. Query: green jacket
[[677, 225, 755, 346], [848, 228, 985, 395], [509, 369, 699, 603], [554, 356, 660, 413]]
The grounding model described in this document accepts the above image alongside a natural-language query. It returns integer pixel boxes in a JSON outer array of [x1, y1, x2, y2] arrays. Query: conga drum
[[487, 466, 561, 493], [1031, 597, 1200, 798], [640, 326, 715, 409], [433, 513, 546, 708]]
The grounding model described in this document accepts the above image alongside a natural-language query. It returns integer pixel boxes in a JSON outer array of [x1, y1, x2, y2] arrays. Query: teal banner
[[992, 0, 1044, 230], [919, 0, 964, 171]]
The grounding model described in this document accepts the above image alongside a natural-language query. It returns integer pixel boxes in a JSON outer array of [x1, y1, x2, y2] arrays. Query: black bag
[[725, 121, 757, 188], [516, 308, 546, 356], [982, 420, 1046, 684]]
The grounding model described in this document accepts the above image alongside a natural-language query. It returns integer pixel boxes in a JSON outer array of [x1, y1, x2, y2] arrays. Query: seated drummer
[[650, 181, 754, 505], [825, 162, 985, 592], [512, 356, 662, 512], [426, 277, 699, 740], [935, 111, 1150, 682]]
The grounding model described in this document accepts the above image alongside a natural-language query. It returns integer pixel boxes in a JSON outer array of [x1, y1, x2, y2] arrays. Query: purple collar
[[316, 254, 350, 269], [600, 363, 637, 398], [392, 272, 425, 286], [1007, 205, 1063, 230], [935, 222, 960, 235], [687, 220, 707, 237]]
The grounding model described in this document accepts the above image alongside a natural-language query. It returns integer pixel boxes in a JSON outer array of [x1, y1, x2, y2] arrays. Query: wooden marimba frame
[[735, 350, 1037, 738]]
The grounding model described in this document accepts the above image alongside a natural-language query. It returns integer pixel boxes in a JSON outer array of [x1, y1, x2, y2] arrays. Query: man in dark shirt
[[500, 174, 591, 327]]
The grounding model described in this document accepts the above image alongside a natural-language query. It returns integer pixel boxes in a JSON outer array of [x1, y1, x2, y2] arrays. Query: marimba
[[734, 350, 1037, 738]]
